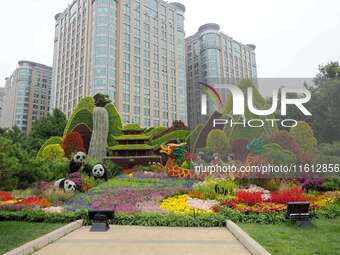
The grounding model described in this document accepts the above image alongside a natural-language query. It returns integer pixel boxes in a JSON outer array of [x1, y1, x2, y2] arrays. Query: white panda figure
[[91, 164, 108, 181], [74, 152, 86, 163], [54, 178, 77, 193], [69, 152, 86, 173]]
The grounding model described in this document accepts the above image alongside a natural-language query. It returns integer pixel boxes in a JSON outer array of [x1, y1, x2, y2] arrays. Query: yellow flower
[[160, 195, 214, 214]]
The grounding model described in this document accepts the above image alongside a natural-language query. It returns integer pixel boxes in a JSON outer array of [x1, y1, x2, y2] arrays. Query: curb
[[226, 220, 271, 255], [3, 220, 83, 255]]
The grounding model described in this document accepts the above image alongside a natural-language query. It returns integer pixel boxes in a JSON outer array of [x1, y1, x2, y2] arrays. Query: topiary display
[[206, 129, 229, 159], [290, 121, 317, 153], [64, 97, 95, 135], [270, 130, 301, 156], [187, 124, 204, 152], [88, 107, 109, 162], [64, 109, 93, 136], [231, 139, 249, 162], [36, 136, 63, 159], [41, 144, 65, 161], [94, 93, 112, 107], [62, 132, 85, 158], [105, 103, 122, 145], [262, 143, 297, 165], [246, 137, 265, 155], [151, 130, 190, 146], [71, 123, 92, 152]]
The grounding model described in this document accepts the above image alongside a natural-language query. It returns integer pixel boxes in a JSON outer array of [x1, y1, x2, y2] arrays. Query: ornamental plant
[[0, 191, 13, 201], [289, 121, 317, 153], [236, 191, 263, 205], [41, 144, 65, 161], [160, 194, 213, 214], [270, 130, 301, 156], [231, 139, 249, 161], [16, 196, 50, 208], [206, 129, 229, 158], [270, 188, 305, 204], [62, 132, 85, 158]]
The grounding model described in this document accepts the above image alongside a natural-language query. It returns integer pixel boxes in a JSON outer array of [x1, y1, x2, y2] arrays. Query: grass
[[240, 217, 340, 255], [0, 221, 64, 254]]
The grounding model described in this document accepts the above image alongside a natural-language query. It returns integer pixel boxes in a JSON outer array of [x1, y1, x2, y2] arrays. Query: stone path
[[33, 225, 251, 255]]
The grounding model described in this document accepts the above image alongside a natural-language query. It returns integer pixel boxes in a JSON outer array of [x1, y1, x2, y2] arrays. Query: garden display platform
[[33, 225, 251, 255]]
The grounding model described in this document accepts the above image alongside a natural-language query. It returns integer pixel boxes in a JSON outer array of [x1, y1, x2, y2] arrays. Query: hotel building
[[52, 0, 187, 127]]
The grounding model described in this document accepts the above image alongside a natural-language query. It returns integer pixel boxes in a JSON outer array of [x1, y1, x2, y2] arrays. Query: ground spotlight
[[88, 209, 114, 232]]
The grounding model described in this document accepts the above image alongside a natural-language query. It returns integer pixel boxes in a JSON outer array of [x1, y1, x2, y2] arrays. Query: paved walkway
[[33, 225, 250, 255]]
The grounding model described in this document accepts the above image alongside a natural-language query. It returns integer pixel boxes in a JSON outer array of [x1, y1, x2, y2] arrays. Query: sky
[[0, 0, 340, 87]]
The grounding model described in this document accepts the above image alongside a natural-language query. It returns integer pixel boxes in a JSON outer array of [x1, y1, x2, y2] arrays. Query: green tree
[[277, 62, 340, 143], [290, 121, 317, 152], [207, 129, 229, 158], [27, 109, 67, 151]]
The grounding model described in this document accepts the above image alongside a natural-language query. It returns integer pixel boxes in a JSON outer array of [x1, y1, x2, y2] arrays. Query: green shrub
[[146, 127, 167, 137], [74, 96, 96, 112], [151, 130, 190, 145], [40, 144, 65, 161], [219, 207, 287, 224], [207, 129, 229, 158], [64, 97, 95, 135], [64, 109, 93, 135], [187, 124, 204, 151], [193, 178, 238, 199], [105, 103, 122, 145], [322, 177, 340, 191], [262, 143, 297, 165], [42, 189, 74, 206], [36, 136, 63, 160], [0, 210, 87, 223], [290, 121, 317, 152]]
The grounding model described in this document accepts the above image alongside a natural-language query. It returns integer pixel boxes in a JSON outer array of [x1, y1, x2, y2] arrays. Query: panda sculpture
[[69, 152, 86, 173], [91, 164, 108, 181], [54, 178, 77, 193]]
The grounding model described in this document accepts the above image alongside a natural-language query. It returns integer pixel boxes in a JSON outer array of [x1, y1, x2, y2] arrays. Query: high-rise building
[[1, 61, 52, 133], [185, 23, 257, 127], [0, 87, 5, 127], [52, 0, 187, 127]]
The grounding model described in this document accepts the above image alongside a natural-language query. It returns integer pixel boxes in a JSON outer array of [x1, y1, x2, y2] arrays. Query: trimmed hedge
[[36, 136, 63, 159], [110, 213, 225, 227], [0, 210, 87, 223], [64, 97, 95, 135], [186, 124, 203, 151], [64, 109, 93, 135], [1, 202, 339, 226], [146, 127, 168, 138], [74, 96, 95, 113], [105, 103, 123, 145], [151, 130, 190, 145]]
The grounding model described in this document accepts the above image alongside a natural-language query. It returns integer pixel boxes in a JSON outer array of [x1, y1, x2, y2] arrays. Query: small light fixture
[[88, 209, 114, 232]]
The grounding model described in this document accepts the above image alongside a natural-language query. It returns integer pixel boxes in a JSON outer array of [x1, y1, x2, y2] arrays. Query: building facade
[[52, 0, 187, 127], [1, 61, 52, 133], [0, 87, 5, 127], [185, 23, 257, 128]]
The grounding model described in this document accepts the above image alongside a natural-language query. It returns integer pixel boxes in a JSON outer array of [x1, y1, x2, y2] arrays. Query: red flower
[[16, 196, 50, 208], [0, 192, 13, 201], [270, 188, 305, 204], [236, 191, 263, 205]]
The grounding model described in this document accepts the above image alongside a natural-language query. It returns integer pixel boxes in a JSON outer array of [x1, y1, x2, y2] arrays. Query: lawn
[[240, 217, 340, 255], [0, 221, 64, 254]]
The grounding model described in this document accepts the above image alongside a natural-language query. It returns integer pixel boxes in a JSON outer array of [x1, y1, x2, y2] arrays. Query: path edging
[[3, 220, 83, 255], [226, 220, 271, 255]]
